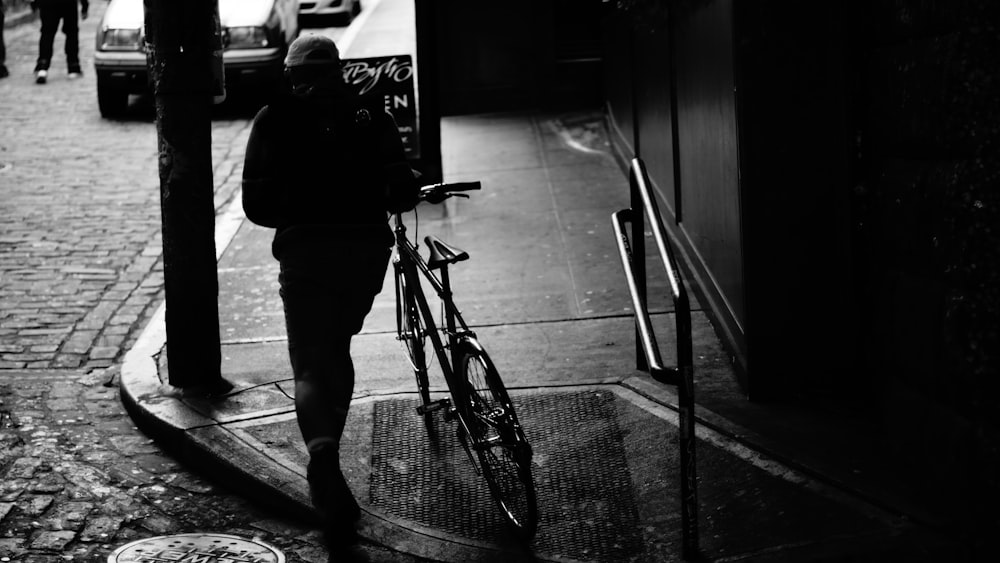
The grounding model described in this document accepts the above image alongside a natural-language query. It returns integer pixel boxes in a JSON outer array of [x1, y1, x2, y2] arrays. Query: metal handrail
[[612, 157, 698, 559]]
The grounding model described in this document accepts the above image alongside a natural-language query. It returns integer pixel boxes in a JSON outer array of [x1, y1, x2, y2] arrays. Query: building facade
[[418, 0, 999, 548]]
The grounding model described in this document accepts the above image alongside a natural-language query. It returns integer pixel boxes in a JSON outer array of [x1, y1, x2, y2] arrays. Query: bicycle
[[392, 181, 538, 540]]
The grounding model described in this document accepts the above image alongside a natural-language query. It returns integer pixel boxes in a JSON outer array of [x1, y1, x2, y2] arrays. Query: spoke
[[481, 446, 533, 526]]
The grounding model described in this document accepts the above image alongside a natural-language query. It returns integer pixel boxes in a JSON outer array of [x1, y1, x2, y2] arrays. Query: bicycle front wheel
[[396, 268, 430, 407], [457, 339, 538, 540]]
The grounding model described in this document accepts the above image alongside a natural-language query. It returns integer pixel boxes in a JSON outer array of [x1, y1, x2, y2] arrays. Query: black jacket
[[242, 84, 417, 258]]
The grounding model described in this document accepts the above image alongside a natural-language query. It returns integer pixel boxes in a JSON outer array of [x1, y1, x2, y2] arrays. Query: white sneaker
[[35, 69, 48, 84], [68, 71, 82, 79]]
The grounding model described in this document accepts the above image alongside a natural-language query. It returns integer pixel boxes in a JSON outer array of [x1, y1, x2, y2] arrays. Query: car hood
[[102, 0, 143, 29], [102, 0, 274, 29], [219, 0, 274, 27]]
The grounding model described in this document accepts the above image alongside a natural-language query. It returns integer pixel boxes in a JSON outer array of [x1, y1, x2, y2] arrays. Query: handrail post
[[629, 167, 649, 372], [676, 298, 698, 559], [614, 158, 699, 559]]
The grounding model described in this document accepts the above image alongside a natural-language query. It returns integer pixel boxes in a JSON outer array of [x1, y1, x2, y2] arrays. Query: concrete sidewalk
[[120, 108, 953, 562]]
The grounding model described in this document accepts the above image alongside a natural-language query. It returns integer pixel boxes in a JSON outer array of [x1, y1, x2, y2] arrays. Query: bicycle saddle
[[425, 235, 469, 270]]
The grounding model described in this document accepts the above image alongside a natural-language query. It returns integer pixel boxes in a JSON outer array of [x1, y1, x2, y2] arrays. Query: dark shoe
[[324, 532, 369, 563], [0, 66, 9, 79], [179, 377, 235, 400], [323, 524, 359, 551], [307, 446, 361, 525]]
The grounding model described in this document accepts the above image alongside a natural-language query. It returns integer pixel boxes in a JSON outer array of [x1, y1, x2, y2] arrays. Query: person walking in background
[[1, 2, 9, 79], [241, 34, 418, 551], [31, 0, 88, 83]]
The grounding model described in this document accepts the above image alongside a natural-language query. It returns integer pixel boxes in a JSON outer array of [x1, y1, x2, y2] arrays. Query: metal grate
[[369, 391, 643, 562], [370, 398, 498, 539]]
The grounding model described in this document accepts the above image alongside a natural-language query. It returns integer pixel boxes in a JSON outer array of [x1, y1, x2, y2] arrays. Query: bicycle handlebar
[[419, 181, 482, 203]]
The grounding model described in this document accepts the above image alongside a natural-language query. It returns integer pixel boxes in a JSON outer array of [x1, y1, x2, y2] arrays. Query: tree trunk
[[144, 0, 226, 388]]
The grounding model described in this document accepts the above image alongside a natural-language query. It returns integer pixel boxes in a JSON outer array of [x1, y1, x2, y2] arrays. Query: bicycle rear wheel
[[396, 269, 430, 407], [457, 339, 538, 540]]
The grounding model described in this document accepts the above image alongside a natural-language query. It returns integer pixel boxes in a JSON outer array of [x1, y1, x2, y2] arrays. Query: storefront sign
[[342, 54, 420, 159]]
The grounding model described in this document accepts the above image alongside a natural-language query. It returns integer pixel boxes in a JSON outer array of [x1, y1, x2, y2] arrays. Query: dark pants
[[36, 2, 80, 71], [278, 240, 390, 445]]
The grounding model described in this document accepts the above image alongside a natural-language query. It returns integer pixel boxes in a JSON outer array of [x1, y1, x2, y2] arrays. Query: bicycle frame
[[394, 213, 474, 355], [391, 213, 485, 453], [390, 203, 539, 538]]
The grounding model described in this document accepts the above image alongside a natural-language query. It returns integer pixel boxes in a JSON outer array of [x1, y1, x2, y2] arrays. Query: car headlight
[[225, 27, 269, 49], [100, 28, 143, 51]]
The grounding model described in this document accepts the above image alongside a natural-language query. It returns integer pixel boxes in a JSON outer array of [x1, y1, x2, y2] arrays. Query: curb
[[116, 186, 314, 513], [119, 328, 572, 562], [117, 187, 560, 562]]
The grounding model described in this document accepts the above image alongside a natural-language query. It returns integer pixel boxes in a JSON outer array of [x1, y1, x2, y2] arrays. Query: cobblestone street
[[0, 5, 411, 562], [0, 368, 341, 562], [0, 4, 248, 372]]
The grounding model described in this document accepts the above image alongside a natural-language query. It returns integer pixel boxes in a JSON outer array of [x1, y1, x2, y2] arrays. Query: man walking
[[31, 0, 88, 83], [241, 34, 418, 550]]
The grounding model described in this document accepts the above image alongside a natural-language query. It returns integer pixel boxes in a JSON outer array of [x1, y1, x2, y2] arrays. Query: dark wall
[[673, 0, 743, 359], [633, 26, 677, 214], [733, 1, 855, 398], [850, 0, 1000, 537], [605, 0, 749, 387], [430, 0, 604, 115], [603, 0, 854, 397], [432, 1, 548, 114], [601, 0, 1000, 546], [603, 7, 637, 159]]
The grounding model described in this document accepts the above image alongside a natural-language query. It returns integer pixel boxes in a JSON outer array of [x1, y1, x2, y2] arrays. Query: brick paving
[[0, 369, 333, 562], [0, 6, 249, 372], [0, 6, 420, 562], [0, 365, 421, 562]]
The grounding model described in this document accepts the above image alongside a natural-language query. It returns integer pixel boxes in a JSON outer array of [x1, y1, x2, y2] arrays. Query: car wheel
[[97, 76, 128, 118]]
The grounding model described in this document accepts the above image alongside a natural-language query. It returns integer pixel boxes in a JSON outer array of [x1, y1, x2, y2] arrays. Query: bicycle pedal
[[444, 407, 458, 422], [416, 398, 451, 415]]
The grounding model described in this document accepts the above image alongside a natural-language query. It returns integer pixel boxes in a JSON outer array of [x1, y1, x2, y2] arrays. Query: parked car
[[94, 0, 300, 117], [298, 0, 361, 27]]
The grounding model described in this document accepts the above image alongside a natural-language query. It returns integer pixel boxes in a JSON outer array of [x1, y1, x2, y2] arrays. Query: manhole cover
[[108, 533, 285, 562]]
